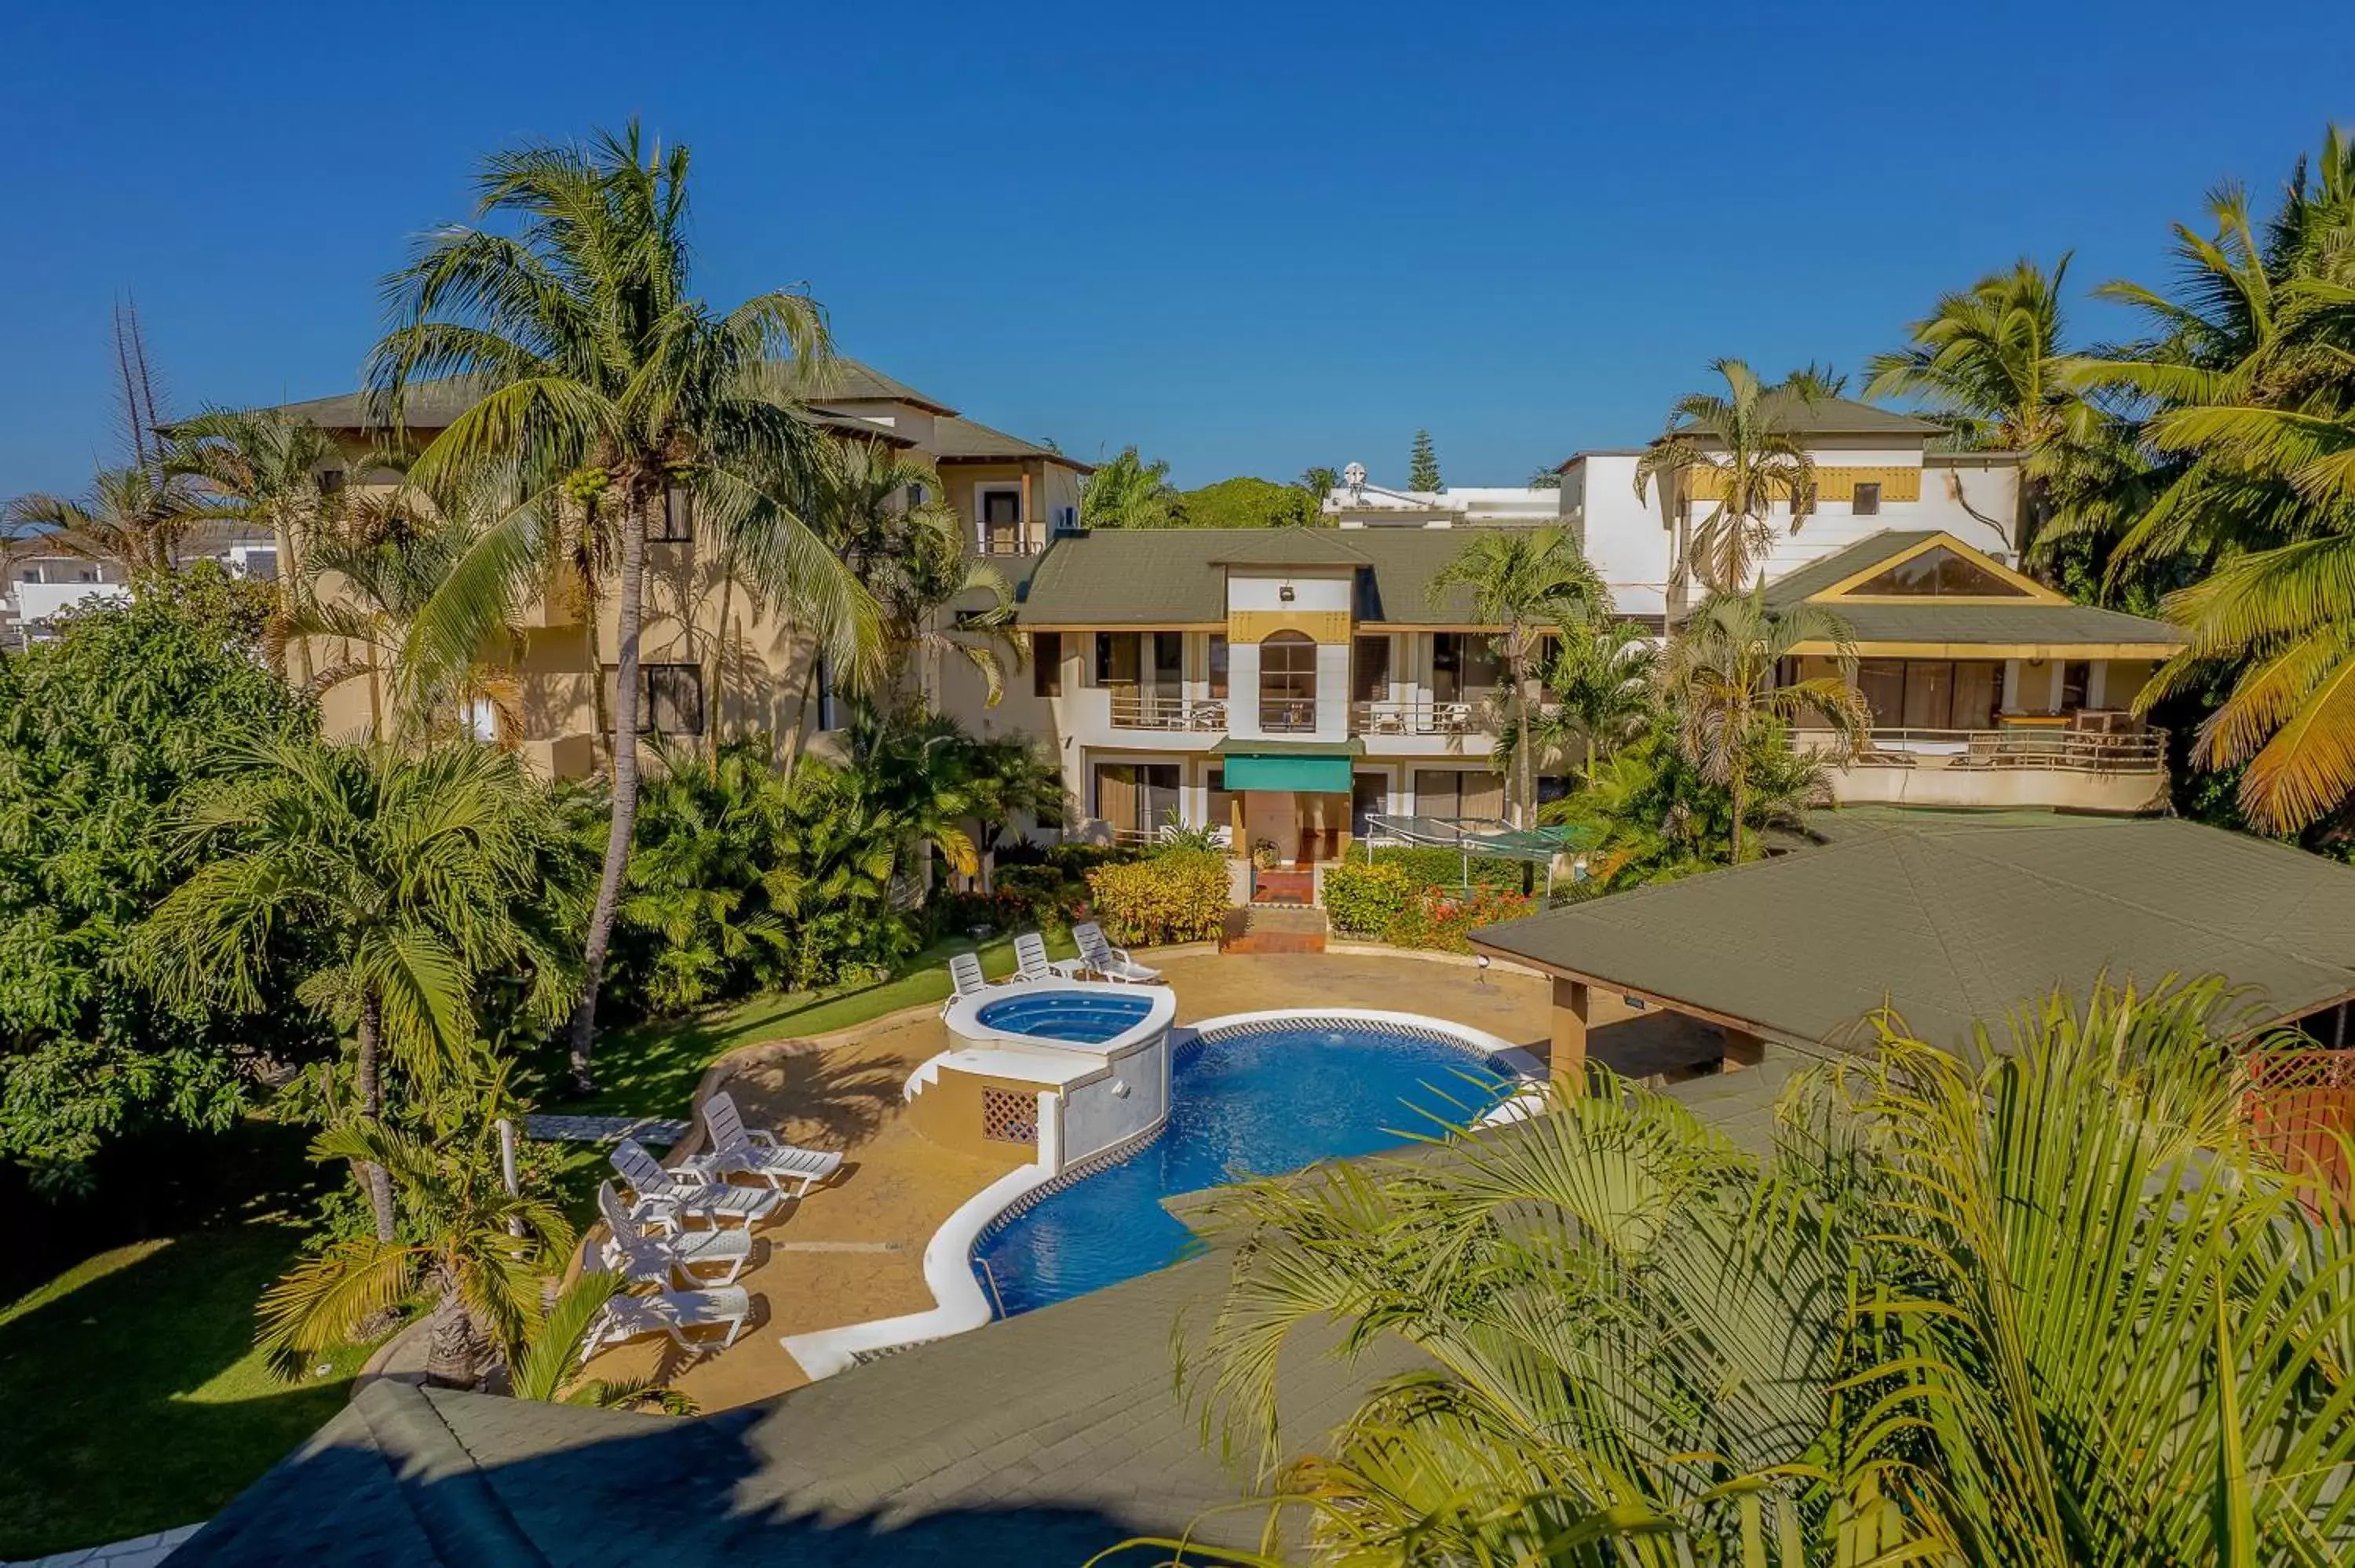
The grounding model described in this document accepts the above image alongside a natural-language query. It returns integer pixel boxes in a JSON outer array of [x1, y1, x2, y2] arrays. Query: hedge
[[1086, 849, 1230, 945], [1367, 844, 1525, 890], [1321, 861, 1415, 936], [1323, 861, 1534, 951]]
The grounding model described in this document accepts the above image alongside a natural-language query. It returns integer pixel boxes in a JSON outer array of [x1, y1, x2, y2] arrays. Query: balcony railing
[[1811, 726, 2166, 774], [1353, 698, 1489, 736], [1107, 692, 1227, 731], [1259, 698, 1319, 734]]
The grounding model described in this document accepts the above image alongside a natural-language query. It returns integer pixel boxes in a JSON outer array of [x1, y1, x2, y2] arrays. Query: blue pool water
[[973, 990, 1156, 1044], [973, 1023, 1513, 1315]]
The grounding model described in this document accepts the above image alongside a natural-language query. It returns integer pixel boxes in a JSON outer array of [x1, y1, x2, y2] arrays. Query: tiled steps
[[1221, 903, 1329, 955]]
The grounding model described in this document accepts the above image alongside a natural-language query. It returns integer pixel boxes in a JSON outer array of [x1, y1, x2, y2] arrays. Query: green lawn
[[565, 931, 1075, 1119], [0, 1222, 374, 1559]]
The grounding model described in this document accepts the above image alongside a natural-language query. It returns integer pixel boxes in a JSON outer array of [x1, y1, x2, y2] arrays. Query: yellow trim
[[1229, 609, 1352, 644], [1013, 621, 1225, 632], [1811, 532, 2067, 605], [1683, 464, 1921, 504], [1787, 640, 2183, 660]]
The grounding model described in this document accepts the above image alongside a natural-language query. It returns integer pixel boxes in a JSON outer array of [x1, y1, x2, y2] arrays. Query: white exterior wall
[[1565, 453, 1673, 622]]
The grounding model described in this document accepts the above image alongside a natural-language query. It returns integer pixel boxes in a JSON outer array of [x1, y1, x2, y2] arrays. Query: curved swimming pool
[[973, 1020, 1514, 1315], [973, 990, 1156, 1045]]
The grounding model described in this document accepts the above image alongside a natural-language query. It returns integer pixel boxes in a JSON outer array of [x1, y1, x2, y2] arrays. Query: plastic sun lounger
[[610, 1138, 781, 1231], [596, 1181, 753, 1286], [1068, 920, 1161, 984], [1012, 931, 1057, 983], [685, 1091, 844, 1199], [584, 1285, 753, 1358], [940, 950, 989, 1017]]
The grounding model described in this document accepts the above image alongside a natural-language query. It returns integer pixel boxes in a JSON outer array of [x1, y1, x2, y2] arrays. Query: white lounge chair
[[1012, 930, 1057, 983], [940, 950, 988, 1016], [610, 1138, 781, 1231], [583, 1285, 752, 1358], [685, 1091, 844, 1199], [1069, 921, 1161, 984], [597, 1181, 753, 1286]]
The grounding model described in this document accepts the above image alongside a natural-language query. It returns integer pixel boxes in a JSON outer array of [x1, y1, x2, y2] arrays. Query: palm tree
[[1296, 465, 1340, 504], [1433, 527, 1608, 826], [1634, 359, 1818, 600], [5, 462, 204, 575], [367, 122, 880, 1094], [170, 407, 349, 686], [510, 1269, 697, 1413], [962, 735, 1067, 893], [1535, 616, 1660, 781], [143, 738, 580, 1239], [620, 737, 790, 1012], [1657, 589, 1869, 862], [259, 1063, 573, 1388], [1184, 979, 2355, 1565], [1079, 445, 1178, 528]]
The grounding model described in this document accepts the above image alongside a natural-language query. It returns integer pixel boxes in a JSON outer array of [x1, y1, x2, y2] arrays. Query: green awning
[[1220, 753, 1355, 792]]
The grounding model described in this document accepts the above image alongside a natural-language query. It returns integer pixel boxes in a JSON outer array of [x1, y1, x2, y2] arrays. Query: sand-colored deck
[[582, 950, 1569, 1411]]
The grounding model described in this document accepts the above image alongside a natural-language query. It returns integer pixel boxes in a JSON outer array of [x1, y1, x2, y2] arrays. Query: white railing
[[1107, 692, 1227, 731], [1353, 698, 1488, 736], [1807, 726, 2167, 774]]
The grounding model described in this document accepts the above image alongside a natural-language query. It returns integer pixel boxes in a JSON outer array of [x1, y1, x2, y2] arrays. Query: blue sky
[[3, 2, 2350, 499]]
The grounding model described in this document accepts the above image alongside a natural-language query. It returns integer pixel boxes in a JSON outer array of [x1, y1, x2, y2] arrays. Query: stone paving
[[5, 1522, 200, 1568]]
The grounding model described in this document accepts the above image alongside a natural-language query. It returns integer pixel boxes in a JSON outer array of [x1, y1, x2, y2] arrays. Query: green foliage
[[1079, 445, 1179, 528], [1186, 979, 2355, 1563], [1365, 845, 1522, 891], [1382, 883, 1535, 951], [613, 742, 793, 1014], [1543, 720, 1826, 890], [0, 566, 320, 1183], [1085, 849, 1229, 945], [1173, 476, 1318, 529], [1407, 428, 1442, 491], [1319, 861, 1416, 936], [1635, 359, 1820, 593]]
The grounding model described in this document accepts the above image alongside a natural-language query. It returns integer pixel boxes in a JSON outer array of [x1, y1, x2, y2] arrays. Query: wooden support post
[[1722, 1026, 1765, 1073], [1550, 977, 1591, 1092]]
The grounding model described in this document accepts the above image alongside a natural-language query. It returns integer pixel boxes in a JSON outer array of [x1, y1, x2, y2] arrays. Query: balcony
[[1801, 725, 2168, 814], [1258, 698, 1319, 735], [1352, 698, 1485, 736], [1107, 691, 1226, 732]]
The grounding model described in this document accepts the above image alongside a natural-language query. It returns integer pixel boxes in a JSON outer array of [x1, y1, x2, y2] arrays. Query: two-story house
[[260, 359, 1090, 775]]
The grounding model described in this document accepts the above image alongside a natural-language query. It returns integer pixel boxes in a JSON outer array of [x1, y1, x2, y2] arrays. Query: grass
[[564, 930, 1075, 1119], [0, 1223, 374, 1559]]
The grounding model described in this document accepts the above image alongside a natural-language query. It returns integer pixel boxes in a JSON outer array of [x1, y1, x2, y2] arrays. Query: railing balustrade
[[1259, 698, 1319, 734], [1106, 691, 1227, 731], [1802, 726, 2166, 775], [1350, 698, 1488, 736]]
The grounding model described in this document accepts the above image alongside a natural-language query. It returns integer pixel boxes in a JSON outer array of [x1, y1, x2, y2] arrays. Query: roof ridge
[[354, 1380, 550, 1566]]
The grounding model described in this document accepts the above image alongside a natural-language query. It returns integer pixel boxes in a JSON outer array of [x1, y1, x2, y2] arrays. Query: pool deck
[[579, 950, 1576, 1411]]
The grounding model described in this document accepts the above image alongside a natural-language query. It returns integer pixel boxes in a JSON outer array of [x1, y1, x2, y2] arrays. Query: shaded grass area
[[0, 1221, 373, 1559], [554, 932, 1075, 1120]]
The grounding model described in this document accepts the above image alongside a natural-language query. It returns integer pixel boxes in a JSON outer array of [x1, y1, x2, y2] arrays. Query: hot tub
[[972, 990, 1156, 1045], [917, 979, 1179, 1174]]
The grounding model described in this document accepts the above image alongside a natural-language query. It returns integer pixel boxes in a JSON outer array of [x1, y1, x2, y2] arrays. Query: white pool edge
[[782, 1008, 1544, 1378]]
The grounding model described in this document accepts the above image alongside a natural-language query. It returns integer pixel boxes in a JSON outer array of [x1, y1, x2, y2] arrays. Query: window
[[1032, 631, 1062, 697], [2061, 660, 2092, 710], [1052, 504, 1079, 534], [1852, 481, 1882, 516], [1205, 767, 1236, 841], [1260, 632, 1318, 732], [649, 487, 695, 542], [1094, 631, 1140, 687], [1352, 635, 1391, 704], [1207, 635, 1229, 698], [242, 549, 279, 582], [1413, 770, 1504, 822], [642, 664, 706, 735], [1151, 631, 1183, 691], [1849, 544, 2032, 598], [1094, 762, 1180, 841], [980, 488, 1022, 553], [1350, 773, 1388, 837], [1857, 658, 1999, 730], [1431, 632, 1498, 702]]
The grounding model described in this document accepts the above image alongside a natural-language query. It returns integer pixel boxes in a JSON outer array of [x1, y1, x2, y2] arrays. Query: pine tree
[[1408, 429, 1442, 492]]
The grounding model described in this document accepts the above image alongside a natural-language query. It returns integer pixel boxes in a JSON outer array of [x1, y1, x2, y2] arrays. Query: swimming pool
[[972, 1020, 1514, 1315], [973, 990, 1157, 1045]]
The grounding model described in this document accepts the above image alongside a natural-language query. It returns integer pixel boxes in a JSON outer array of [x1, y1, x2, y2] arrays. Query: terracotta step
[[1220, 903, 1329, 955]]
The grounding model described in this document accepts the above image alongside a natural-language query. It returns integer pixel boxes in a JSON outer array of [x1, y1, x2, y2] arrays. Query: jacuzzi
[[915, 979, 1178, 1174]]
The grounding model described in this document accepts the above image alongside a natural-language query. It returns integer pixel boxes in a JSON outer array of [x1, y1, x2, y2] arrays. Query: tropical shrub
[[1383, 884, 1533, 952], [1367, 845, 1522, 891], [1319, 861, 1415, 936], [0, 565, 323, 1186], [1086, 850, 1229, 946]]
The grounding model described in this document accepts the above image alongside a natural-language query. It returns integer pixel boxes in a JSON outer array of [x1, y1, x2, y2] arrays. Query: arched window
[[1260, 632, 1318, 733]]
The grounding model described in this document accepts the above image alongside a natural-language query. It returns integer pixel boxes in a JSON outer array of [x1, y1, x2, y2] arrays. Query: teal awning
[[1220, 753, 1355, 792]]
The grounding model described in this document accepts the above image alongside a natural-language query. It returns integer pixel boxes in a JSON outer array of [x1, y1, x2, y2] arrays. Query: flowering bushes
[[1387, 884, 1535, 952], [1320, 861, 1416, 936], [1086, 849, 1230, 946]]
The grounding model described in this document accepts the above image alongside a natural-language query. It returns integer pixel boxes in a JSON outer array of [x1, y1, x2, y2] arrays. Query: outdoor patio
[[579, 948, 1569, 1409]]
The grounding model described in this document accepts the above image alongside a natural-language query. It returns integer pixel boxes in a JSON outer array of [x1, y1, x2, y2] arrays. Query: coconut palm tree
[[143, 738, 581, 1239], [1433, 527, 1608, 826], [367, 122, 880, 1093], [962, 735, 1068, 893], [1658, 590, 1869, 862], [1183, 979, 2355, 1565], [1079, 446, 1178, 528], [1535, 616, 1661, 781], [170, 407, 350, 684], [258, 1061, 573, 1388], [5, 462, 206, 575], [1634, 359, 1818, 600]]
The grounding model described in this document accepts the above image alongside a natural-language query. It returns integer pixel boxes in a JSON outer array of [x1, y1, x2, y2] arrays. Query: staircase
[[1221, 903, 1329, 955]]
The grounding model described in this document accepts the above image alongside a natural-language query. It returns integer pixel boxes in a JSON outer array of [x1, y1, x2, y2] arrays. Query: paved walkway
[[520, 1113, 688, 1145], [6, 1522, 200, 1567]]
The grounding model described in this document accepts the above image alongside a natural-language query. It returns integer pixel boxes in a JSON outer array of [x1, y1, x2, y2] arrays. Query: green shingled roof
[[1475, 810, 2355, 1053], [1016, 527, 1510, 626], [1758, 531, 1936, 606]]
